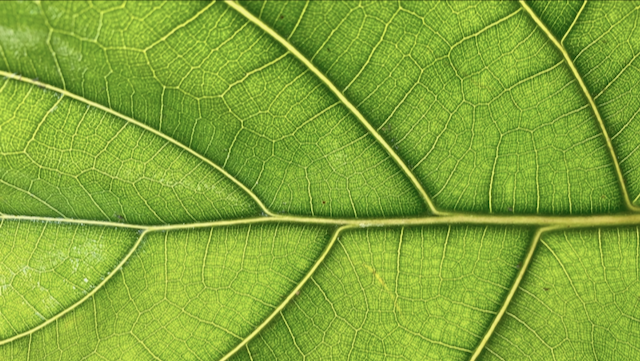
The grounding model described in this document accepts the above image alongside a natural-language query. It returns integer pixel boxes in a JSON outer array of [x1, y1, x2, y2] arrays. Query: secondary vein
[[218, 224, 356, 361], [469, 226, 556, 360], [0, 229, 150, 346], [224, 1, 444, 216], [0, 70, 275, 217], [519, 1, 640, 212]]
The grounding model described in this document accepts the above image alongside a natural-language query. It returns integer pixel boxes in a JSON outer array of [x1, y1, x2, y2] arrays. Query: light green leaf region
[[486, 228, 640, 360], [235, 227, 529, 360], [0, 221, 138, 340], [0, 1, 639, 360], [1, 225, 329, 360]]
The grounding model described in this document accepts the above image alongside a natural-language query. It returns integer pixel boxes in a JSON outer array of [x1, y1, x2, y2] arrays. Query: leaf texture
[[0, 1, 639, 360]]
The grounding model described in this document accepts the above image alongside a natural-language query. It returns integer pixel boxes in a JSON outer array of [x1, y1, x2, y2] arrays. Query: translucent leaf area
[[0, 1, 639, 360]]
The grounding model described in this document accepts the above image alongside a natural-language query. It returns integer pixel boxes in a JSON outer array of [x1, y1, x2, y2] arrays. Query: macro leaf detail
[[0, 1, 639, 360]]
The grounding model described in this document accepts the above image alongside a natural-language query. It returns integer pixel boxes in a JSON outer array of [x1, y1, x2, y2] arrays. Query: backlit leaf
[[0, 1, 639, 360]]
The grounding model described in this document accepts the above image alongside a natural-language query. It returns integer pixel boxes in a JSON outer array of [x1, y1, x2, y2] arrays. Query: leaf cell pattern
[[0, 1, 639, 360]]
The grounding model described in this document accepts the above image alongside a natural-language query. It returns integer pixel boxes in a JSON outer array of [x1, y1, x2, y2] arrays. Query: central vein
[[4, 212, 640, 232]]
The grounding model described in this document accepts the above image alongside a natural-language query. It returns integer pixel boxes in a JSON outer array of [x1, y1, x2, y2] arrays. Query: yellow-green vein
[[224, 0, 443, 216], [0, 229, 150, 345], [519, 1, 639, 212], [6, 212, 640, 232], [0, 71, 275, 217], [470, 226, 558, 360], [218, 224, 356, 361], [561, 0, 586, 45]]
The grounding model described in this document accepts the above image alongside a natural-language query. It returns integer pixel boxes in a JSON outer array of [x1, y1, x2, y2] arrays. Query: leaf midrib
[[5, 212, 640, 231]]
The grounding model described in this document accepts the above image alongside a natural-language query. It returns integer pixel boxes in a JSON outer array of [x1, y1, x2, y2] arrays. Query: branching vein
[[224, 0, 443, 216], [519, 1, 639, 212]]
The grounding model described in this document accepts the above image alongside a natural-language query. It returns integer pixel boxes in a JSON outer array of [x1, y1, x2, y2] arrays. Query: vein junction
[[2, 2, 640, 359], [3, 212, 640, 232]]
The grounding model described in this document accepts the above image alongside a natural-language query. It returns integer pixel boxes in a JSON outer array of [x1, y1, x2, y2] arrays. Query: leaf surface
[[0, 1, 639, 360]]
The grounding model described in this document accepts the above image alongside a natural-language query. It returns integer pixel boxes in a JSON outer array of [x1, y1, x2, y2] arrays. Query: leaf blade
[[239, 1, 624, 214], [237, 226, 531, 360], [225, 0, 441, 215], [1, 1, 640, 360], [485, 228, 640, 360], [0, 76, 260, 224]]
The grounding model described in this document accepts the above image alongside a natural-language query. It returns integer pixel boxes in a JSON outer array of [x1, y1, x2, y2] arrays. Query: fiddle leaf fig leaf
[[0, 1, 639, 360]]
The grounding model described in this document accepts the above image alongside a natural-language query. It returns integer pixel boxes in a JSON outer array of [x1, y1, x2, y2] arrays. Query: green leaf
[[0, 1, 639, 360]]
